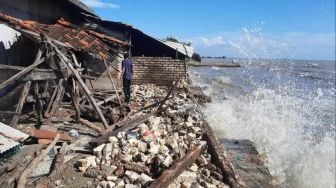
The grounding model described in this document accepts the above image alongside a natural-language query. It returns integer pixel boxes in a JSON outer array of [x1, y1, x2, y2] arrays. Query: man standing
[[121, 53, 133, 103]]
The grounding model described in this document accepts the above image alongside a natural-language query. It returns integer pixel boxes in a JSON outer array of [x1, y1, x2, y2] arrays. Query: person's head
[[124, 53, 129, 59]]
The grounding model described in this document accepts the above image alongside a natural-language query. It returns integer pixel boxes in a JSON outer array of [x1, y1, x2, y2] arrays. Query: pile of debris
[[0, 79, 241, 188], [75, 84, 231, 188]]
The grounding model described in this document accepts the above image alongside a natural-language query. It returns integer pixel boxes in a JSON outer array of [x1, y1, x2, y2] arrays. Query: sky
[[81, 0, 335, 60]]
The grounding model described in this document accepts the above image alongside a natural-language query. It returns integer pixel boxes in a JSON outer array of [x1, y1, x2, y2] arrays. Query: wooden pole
[[51, 43, 109, 129], [10, 81, 31, 127], [16, 134, 60, 188], [149, 142, 206, 188], [103, 59, 123, 109]]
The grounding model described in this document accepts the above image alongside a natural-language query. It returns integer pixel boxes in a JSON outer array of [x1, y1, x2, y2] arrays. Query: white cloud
[[81, 0, 120, 8], [195, 36, 226, 46], [189, 28, 335, 60]]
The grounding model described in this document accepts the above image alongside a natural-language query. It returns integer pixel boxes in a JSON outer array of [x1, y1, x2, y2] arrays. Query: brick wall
[[130, 57, 186, 87]]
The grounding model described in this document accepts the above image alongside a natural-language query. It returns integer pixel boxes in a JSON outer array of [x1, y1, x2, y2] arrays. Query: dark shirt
[[122, 58, 133, 80]]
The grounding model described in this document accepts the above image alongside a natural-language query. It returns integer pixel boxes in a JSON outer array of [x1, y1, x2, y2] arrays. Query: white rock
[[128, 139, 138, 146], [163, 155, 173, 167], [137, 141, 148, 153], [184, 121, 193, 128], [125, 170, 140, 182], [109, 136, 119, 144], [117, 132, 126, 139], [159, 145, 170, 155], [139, 173, 154, 186], [121, 154, 133, 162], [105, 143, 112, 161], [77, 156, 97, 172], [189, 163, 198, 172], [106, 175, 118, 182], [148, 142, 159, 154], [166, 138, 178, 150], [150, 117, 161, 127], [107, 181, 116, 188], [125, 184, 137, 188], [93, 144, 106, 157], [138, 123, 149, 134], [117, 179, 125, 187], [187, 133, 196, 138]]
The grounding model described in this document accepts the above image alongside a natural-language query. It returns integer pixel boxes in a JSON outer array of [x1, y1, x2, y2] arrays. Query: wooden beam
[[92, 113, 153, 145], [103, 59, 123, 109], [202, 122, 241, 188], [79, 118, 104, 134], [149, 142, 206, 188], [44, 79, 63, 118], [51, 43, 109, 129], [23, 70, 59, 81], [0, 50, 55, 91], [10, 81, 31, 127]]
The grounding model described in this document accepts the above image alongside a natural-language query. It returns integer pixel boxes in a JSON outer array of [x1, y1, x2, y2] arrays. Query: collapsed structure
[[0, 1, 275, 188]]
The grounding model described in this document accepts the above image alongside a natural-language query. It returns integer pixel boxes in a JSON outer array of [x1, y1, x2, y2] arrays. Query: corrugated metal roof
[[0, 122, 29, 154], [163, 41, 194, 58]]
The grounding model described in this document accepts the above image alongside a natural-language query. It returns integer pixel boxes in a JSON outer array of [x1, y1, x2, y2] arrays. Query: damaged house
[[0, 0, 189, 126], [0, 1, 275, 188]]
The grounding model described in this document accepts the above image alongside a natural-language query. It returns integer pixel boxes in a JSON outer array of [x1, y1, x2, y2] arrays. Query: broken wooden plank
[[45, 79, 63, 117], [10, 81, 31, 127], [16, 134, 60, 188], [149, 141, 206, 188], [0, 50, 55, 91], [92, 113, 153, 145], [49, 142, 68, 181], [79, 118, 104, 134], [31, 129, 72, 141], [202, 122, 241, 188], [51, 43, 109, 129], [103, 59, 123, 109]]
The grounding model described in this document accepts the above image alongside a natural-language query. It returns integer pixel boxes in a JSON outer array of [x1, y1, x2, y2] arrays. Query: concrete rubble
[[67, 83, 231, 188]]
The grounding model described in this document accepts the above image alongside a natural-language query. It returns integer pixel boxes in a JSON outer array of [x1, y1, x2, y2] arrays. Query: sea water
[[189, 58, 335, 188]]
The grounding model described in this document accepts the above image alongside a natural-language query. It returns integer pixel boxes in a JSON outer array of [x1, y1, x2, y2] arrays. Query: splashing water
[[190, 27, 335, 188]]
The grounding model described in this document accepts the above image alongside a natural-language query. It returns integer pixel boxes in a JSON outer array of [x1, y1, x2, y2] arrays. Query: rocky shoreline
[[0, 81, 275, 188]]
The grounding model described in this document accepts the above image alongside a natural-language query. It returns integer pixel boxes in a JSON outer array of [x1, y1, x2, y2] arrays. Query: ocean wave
[[202, 87, 335, 188]]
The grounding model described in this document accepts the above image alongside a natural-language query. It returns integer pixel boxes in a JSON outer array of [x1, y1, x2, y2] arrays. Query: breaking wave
[[189, 59, 336, 188]]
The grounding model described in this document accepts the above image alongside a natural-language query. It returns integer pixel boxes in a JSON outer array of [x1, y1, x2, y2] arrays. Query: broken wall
[[130, 57, 187, 87]]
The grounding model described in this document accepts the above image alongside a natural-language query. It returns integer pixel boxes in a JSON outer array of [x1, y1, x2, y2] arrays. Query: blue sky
[[82, 0, 335, 60]]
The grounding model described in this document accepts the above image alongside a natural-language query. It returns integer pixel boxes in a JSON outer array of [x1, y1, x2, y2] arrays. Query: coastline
[[188, 60, 241, 68]]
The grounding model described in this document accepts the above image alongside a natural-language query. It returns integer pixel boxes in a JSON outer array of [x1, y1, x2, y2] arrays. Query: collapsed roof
[[0, 14, 128, 61], [0, 0, 189, 59]]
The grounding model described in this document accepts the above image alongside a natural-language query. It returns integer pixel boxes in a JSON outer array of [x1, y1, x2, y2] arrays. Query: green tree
[[192, 53, 202, 62]]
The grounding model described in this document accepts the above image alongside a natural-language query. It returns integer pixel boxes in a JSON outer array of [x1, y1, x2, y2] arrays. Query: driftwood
[[16, 134, 60, 188], [202, 122, 241, 188], [10, 81, 31, 127], [51, 42, 109, 129], [79, 118, 104, 134], [149, 141, 206, 188]]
